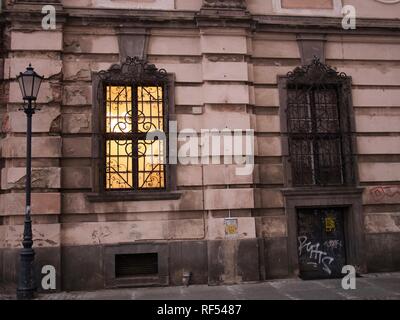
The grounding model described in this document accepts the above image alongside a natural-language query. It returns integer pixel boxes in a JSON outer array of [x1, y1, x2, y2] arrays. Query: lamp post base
[[16, 289, 36, 300], [16, 247, 36, 300]]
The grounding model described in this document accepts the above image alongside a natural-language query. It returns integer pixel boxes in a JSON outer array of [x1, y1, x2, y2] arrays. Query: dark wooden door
[[297, 207, 347, 279]]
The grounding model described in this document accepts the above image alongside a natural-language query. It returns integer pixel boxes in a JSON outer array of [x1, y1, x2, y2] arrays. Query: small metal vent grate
[[115, 253, 158, 278]]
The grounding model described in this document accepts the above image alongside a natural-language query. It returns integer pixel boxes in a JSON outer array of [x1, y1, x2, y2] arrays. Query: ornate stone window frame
[[278, 58, 366, 276], [278, 57, 359, 189], [272, 0, 343, 17], [87, 57, 180, 202]]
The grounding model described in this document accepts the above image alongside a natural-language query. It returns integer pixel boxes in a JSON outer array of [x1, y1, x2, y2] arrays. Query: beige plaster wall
[[247, 0, 400, 19], [2, 2, 400, 250], [57, 0, 400, 19]]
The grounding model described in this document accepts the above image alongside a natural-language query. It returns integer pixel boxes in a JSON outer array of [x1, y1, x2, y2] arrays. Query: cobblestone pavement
[[1, 272, 399, 300]]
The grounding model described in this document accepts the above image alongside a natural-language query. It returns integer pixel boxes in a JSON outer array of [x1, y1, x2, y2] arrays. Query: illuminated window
[[105, 85, 166, 190]]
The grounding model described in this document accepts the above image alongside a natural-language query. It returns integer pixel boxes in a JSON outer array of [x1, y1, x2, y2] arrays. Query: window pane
[[288, 83, 349, 186], [290, 139, 315, 186], [104, 85, 166, 191], [314, 89, 339, 133], [316, 138, 343, 185], [137, 86, 164, 133], [138, 139, 165, 189], [287, 88, 312, 133], [106, 86, 133, 133], [106, 139, 133, 189]]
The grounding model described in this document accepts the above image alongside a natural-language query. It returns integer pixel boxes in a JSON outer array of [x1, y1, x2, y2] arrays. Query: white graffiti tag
[[324, 239, 342, 249], [298, 236, 335, 275]]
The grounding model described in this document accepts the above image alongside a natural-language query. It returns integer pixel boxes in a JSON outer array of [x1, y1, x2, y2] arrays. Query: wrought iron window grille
[[96, 57, 169, 191], [285, 57, 355, 187]]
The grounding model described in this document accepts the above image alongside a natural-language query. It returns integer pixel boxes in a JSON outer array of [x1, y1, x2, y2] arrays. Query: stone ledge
[[282, 187, 364, 197], [85, 191, 182, 202]]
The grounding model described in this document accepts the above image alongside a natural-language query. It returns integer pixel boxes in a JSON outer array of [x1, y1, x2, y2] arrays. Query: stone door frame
[[283, 187, 367, 277]]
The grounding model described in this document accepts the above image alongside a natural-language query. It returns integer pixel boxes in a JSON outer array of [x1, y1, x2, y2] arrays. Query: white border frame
[[272, 0, 343, 17]]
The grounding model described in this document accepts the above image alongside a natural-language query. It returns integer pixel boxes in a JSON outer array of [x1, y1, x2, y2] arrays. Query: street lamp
[[16, 64, 43, 300]]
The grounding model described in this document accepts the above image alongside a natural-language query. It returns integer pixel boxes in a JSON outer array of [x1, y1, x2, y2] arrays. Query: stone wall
[[0, 1, 64, 288], [60, 0, 400, 19], [0, 0, 399, 291], [327, 34, 400, 272]]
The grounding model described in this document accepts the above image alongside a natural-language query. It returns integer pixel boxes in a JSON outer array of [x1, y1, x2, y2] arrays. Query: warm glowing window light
[[105, 85, 165, 190]]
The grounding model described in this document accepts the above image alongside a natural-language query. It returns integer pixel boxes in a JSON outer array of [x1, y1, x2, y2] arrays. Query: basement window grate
[[115, 253, 158, 278]]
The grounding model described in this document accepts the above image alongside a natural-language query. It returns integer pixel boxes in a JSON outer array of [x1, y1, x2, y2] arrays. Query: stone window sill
[[86, 191, 182, 202]]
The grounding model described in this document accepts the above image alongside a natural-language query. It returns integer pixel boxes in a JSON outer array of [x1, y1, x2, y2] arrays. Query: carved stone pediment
[[98, 56, 168, 85], [287, 57, 348, 85], [202, 0, 247, 9]]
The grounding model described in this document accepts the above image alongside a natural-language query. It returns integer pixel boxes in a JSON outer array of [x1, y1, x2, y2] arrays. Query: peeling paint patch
[[365, 214, 400, 233]]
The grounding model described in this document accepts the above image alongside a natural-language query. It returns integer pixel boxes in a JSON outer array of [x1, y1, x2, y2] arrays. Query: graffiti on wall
[[370, 186, 400, 202], [298, 236, 335, 275]]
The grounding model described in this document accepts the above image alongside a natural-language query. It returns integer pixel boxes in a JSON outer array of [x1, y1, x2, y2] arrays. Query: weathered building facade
[[0, 0, 399, 292]]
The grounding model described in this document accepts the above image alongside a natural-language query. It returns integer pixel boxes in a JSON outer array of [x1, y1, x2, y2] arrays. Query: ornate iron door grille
[[286, 58, 354, 187]]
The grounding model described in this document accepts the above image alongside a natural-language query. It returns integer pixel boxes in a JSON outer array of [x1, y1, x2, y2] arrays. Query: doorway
[[297, 207, 347, 279]]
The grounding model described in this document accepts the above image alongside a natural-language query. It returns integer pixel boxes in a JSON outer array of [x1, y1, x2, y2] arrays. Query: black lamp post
[[16, 64, 43, 300]]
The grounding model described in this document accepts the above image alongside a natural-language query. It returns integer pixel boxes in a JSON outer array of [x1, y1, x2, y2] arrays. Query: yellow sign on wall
[[325, 216, 336, 233], [225, 218, 238, 237]]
